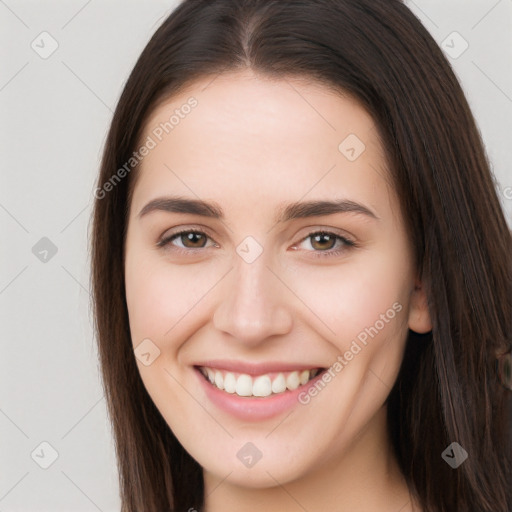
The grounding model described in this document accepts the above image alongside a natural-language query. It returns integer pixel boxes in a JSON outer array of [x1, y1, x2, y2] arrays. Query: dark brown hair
[[90, 1, 512, 510]]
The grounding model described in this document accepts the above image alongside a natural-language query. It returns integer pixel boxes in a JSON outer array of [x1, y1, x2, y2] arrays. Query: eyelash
[[157, 228, 357, 258]]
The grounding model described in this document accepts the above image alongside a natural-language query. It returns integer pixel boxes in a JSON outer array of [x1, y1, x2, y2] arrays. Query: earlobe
[[408, 280, 432, 334]]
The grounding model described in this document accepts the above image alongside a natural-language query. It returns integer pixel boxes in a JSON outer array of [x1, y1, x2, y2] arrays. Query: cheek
[[126, 262, 186, 344], [125, 249, 224, 349], [290, 248, 411, 348], [125, 255, 171, 345], [124, 250, 206, 405]]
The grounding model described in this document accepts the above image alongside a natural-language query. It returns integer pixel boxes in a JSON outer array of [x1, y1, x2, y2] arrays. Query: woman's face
[[124, 70, 431, 490]]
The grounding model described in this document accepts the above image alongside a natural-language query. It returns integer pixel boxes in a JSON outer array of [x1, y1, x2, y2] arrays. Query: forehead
[[131, 70, 394, 221]]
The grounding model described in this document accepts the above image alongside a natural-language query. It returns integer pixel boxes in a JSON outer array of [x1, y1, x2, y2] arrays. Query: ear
[[408, 278, 432, 334]]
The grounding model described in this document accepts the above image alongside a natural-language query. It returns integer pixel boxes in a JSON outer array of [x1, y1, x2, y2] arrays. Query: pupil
[[313, 233, 335, 250], [184, 233, 205, 247]]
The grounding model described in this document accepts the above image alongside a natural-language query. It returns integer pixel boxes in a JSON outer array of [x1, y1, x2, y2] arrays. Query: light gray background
[[1, 1, 511, 510]]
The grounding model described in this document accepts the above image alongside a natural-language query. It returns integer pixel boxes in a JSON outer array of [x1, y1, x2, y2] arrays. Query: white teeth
[[214, 371, 224, 390], [235, 374, 253, 397], [286, 371, 300, 390], [253, 375, 272, 397], [271, 373, 287, 393], [223, 372, 237, 393], [201, 367, 320, 397]]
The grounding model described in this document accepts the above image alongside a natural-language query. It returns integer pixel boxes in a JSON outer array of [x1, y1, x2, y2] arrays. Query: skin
[[124, 69, 432, 511]]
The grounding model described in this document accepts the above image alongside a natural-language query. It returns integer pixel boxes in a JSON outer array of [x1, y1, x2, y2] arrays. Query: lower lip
[[195, 368, 323, 421]]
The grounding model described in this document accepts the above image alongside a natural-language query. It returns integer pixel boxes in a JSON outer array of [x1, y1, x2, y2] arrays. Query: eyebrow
[[138, 196, 379, 223]]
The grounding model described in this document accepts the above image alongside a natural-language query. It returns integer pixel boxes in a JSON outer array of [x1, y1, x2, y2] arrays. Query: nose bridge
[[212, 254, 293, 344]]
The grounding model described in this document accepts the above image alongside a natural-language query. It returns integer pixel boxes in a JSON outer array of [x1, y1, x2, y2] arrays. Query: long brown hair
[[90, 1, 512, 510]]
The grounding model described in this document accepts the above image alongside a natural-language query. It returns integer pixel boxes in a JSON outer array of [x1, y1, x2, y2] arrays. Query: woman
[[90, 0, 512, 510]]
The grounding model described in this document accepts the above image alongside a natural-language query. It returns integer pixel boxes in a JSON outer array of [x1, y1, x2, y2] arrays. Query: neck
[[203, 406, 420, 512]]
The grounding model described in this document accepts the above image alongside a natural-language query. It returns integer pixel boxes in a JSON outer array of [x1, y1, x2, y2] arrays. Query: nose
[[212, 256, 293, 346]]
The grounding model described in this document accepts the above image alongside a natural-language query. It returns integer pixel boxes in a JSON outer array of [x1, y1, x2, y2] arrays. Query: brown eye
[[293, 230, 356, 258], [179, 232, 208, 248], [158, 229, 214, 250], [309, 232, 337, 251]]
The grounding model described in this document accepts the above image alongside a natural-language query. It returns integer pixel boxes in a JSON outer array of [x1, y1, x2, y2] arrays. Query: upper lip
[[194, 360, 324, 376]]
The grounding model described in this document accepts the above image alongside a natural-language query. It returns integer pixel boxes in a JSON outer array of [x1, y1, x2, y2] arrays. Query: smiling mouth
[[197, 366, 324, 398]]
